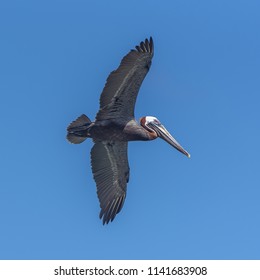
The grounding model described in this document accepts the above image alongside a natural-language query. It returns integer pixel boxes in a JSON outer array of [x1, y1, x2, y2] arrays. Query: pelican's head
[[140, 116, 190, 158]]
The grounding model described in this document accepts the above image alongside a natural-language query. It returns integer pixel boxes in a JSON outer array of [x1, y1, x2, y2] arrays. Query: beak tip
[[187, 153, 191, 158]]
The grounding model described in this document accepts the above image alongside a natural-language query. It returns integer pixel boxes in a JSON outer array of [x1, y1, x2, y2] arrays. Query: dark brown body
[[87, 119, 155, 142]]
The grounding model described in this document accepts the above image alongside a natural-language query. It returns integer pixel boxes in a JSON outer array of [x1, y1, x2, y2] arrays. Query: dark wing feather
[[96, 37, 154, 120], [90, 141, 130, 224]]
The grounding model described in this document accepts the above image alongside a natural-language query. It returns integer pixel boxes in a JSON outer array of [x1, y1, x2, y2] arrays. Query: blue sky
[[1, 0, 260, 259]]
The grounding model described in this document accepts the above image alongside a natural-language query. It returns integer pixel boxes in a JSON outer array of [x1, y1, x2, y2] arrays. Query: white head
[[144, 116, 161, 126], [139, 116, 190, 158]]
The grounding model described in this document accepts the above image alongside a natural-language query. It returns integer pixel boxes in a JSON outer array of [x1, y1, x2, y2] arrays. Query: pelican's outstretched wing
[[91, 141, 130, 224], [96, 37, 154, 121]]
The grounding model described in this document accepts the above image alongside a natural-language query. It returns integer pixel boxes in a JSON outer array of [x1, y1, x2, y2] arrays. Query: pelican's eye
[[154, 119, 161, 125]]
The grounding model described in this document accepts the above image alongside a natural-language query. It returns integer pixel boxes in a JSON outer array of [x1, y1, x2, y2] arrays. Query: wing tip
[[135, 36, 154, 55], [99, 195, 126, 225]]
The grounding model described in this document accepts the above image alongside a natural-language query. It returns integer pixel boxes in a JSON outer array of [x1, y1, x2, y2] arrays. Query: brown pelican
[[67, 37, 190, 224]]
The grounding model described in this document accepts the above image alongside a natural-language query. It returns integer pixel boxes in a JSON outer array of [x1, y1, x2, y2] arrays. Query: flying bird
[[67, 37, 190, 224]]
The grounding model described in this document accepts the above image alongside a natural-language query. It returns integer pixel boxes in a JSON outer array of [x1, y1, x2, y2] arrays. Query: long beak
[[149, 122, 190, 158]]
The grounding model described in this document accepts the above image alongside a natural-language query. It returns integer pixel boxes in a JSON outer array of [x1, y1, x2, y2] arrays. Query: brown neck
[[140, 117, 157, 140]]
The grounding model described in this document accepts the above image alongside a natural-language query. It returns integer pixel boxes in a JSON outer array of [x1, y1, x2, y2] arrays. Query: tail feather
[[67, 114, 92, 144]]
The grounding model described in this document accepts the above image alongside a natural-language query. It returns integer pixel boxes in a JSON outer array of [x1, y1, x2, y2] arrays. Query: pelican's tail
[[66, 114, 92, 144]]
